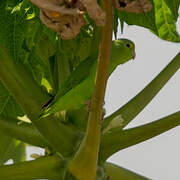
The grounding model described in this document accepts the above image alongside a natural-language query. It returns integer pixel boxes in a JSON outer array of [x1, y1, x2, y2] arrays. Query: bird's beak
[[132, 50, 136, 60]]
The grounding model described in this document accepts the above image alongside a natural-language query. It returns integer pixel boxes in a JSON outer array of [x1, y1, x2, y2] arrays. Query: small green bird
[[41, 39, 135, 118]]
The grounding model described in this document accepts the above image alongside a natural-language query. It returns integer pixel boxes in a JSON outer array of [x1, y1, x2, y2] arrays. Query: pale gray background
[[105, 13, 180, 180], [26, 11, 180, 180]]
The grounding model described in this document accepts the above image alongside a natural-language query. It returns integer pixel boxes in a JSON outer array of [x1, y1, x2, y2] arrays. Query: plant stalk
[[0, 155, 65, 180], [104, 162, 149, 180], [100, 111, 180, 162], [103, 52, 180, 130], [0, 45, 80, 157], [69, 0, 114, 179], [0, 115, 47, 148]]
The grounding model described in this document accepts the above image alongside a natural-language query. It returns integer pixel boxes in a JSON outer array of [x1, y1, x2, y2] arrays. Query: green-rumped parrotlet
[[40, 39, 135, 118]]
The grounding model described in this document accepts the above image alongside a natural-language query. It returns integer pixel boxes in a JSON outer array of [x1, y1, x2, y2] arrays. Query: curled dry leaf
[[30, 0, 84, 15], [30, 0, 106, 39], [81, 0, 106, 26], [30, 0, 85, 39], [40, 10, 85, 39], [114, 0, 152, 13]]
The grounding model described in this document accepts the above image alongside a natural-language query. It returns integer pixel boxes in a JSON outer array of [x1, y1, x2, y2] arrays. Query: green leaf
[[67, 108, 88, 131], [118, 0, 158, 34], [154, 0, 180, 42], [113, 9, 119, 39], [0, 0, 32, 62], [0, 81, 24, 117], [117, 0, 180, 42], [4, 139, 26, 163], [0, 44, 79, 158], [59, 29, 93, 70], [0, 115, 47, 148], [35, 29, 57, 66], [0, 131, 25, 165], [164, 0, 180, 21], [0, 0, 94, 93], [0, 0, 52, 87], [0, 131, 13, 165]]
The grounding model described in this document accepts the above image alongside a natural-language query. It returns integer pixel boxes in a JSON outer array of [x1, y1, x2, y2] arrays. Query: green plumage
[[41, 39, 135, 118]]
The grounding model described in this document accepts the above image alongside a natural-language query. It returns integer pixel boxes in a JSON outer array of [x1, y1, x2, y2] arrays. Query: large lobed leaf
[[0, 0, 93, 164], [0, 0, 93, 88], [0, 0, 93, 93], [0, 0, 34, 164], [0, 81, 24, 117], [154, 0, 180, 42], [118, 0, 180, 42]]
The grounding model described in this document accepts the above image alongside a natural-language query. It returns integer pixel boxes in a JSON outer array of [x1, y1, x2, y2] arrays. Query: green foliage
[[154, 0, 180, 42], [0, 0, 93, 89], [164, 0, 180, 21], [119, 0, 157, 33], [41, 39, 135, 117], [0, 131, 25, 165], [0, 81, 24, 117], [0, 0, 179, 179], [118, 0, 180, 42]]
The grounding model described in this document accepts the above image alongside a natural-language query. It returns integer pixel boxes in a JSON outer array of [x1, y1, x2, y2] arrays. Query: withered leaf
[[30, 0, 106, 39], [114, 0, 152, 13]]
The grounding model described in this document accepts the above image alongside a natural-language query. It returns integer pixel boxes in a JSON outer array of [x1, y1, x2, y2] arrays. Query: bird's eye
[[126, 43, 131, 48]]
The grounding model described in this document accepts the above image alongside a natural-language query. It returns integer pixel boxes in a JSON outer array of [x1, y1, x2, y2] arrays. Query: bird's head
[[111, 38, 136, 65]]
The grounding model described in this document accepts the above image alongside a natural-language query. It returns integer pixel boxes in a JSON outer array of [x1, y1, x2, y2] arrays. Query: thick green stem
[[0, 45, 80, 157], [0, 155, 66, 180], [104, 162, 149, 180], [69, 1, 114, 179], [103, 52, 180, 130], [0, 154, 149, 180], [100, 111, 180, 162], [0, 116, 47, 148]]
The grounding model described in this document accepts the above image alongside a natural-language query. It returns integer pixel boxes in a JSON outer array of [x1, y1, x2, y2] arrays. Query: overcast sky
[[105, 13, 180, 180]]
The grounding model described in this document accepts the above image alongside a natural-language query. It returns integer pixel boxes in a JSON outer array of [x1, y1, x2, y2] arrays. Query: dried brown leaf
[[30, 0, 84, 15], [40, 10, 85, 39], [114, 0, 152, 13], [30, 0, 107, 39], [81, 0, 106, 26]]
